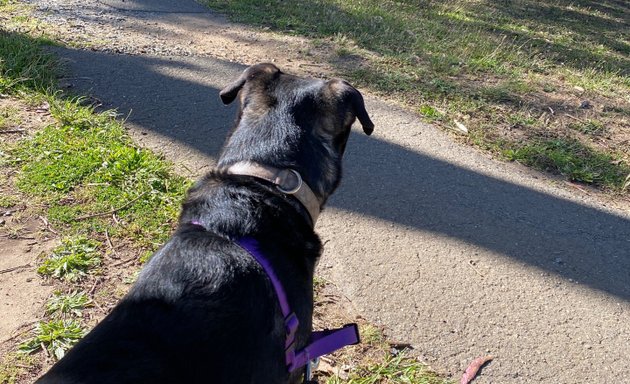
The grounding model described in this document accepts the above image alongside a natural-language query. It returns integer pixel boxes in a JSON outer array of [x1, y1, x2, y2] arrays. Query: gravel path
[[22, 0, 630, 382]]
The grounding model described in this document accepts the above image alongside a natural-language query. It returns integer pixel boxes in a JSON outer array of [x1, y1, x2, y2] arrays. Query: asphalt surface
[[29, 0, 630, 381]]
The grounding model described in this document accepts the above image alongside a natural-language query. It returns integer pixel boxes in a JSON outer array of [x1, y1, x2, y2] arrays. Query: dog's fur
[[36, 63, 373, 384]]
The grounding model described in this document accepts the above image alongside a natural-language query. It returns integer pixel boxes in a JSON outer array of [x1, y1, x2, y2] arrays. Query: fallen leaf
[[453, 120, 468, 134], [460, 355, 493, 384]]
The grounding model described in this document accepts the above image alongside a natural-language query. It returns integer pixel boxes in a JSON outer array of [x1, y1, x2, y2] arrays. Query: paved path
[[29, 0, 630, 382]]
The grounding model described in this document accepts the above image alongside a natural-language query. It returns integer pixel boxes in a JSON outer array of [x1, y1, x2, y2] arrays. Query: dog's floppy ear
[[348, 87, 374, 135], [219, 63, 281, 105], [327, 79, 374, 135], [219, 75, 246, 105]]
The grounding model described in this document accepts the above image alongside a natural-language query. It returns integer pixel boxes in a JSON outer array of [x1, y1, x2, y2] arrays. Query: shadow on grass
[[51, 43, 630, 302], [0, 29, 57, 93], [204, 0, 629, 75]]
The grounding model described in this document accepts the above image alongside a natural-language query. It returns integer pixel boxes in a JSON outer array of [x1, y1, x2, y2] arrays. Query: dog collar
[[236, 237, 360, 375], [224, 161, 320, 226]]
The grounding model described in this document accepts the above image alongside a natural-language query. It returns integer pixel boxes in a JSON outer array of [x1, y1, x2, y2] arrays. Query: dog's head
[[218, 63, 374, 205]]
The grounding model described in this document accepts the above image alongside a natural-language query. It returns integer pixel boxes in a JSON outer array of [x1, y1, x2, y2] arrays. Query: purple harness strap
[[237, 237, 359, 373]]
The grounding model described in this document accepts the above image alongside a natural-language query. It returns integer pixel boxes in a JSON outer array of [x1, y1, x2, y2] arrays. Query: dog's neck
[[223, 161, 321, 226]]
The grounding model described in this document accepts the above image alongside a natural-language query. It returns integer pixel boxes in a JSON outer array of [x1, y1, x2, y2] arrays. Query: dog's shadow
[[53, 45, 630, 301]]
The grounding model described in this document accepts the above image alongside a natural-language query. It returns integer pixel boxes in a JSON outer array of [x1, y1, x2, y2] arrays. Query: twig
[[38, 215, 58, 235], [88, 278, 101, 295], [0, 263, 31, 274], [74, 192, 147, 221], [41, 343, 50, 358], [112, 255, 137, 267], [91, 299, 105, 313], [104, 229, 119, 259], [564, 181, 589, 194], [467, 260, 484, 278], [0, 129, 26, 134], [564, 113, 584, 122]]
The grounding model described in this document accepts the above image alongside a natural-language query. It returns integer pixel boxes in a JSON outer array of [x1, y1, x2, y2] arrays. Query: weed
[[508, 113, 537, 128], [419, 105, 443, 121], [568, 119, 606, 135], [123, 270, 140, 285], [38, 237, 100, 281], [0, 105, 22, 130], [46, 291, 92, 317], [0, 194, 18, 208], [359, 324, 385, 345], [19, 320, 84, 360], [0, 353, 35, 384], [326, 351, 447, 384]]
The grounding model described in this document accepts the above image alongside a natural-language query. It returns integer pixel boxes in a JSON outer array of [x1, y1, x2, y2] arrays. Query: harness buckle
[[304, 357, 320, 383], [285, 312, 300, 368], [285, 312, 299, 346]]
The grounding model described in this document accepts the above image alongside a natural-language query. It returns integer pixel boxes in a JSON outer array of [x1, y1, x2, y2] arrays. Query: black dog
[[37, 63, 373, 384]]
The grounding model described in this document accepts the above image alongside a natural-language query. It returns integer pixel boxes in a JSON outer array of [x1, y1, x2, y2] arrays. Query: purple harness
[[237, 237, 360, 374]]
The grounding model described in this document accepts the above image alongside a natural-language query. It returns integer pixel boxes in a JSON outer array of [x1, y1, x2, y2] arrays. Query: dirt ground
[[3, 0, 630, 383], [0, 98, 57, 356]]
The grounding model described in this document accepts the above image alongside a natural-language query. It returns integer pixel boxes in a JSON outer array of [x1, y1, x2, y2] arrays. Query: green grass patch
[[0, 105, 22, 130], [8, 97, 190, 250], [419, 105, 443, 121], [0, 29, 57, 95], [0, 194, 18, 208], [568, 119, 606, 135], [504, 137, 630, 187], [359, 324, 385, 345], [326, 351, 447, 384], [19, 320, 85, 360], [0, 353, 35, 384], [46, 291, 92, 317], [38, 237, 101, 281]]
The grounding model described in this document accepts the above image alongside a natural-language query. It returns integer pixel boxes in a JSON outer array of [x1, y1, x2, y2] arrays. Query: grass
[[504, 137, 630, 185], [46, 291, 92, 317], [37, 237, 101, 282], [204, 0, 630, 194], [19, 320, 85, 360], [0, 353, 35, 384], [0, 29, 56, 95], [8, 96, 190, 251], [326, 352, 447, 384], [0, 105, 21, 130]]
